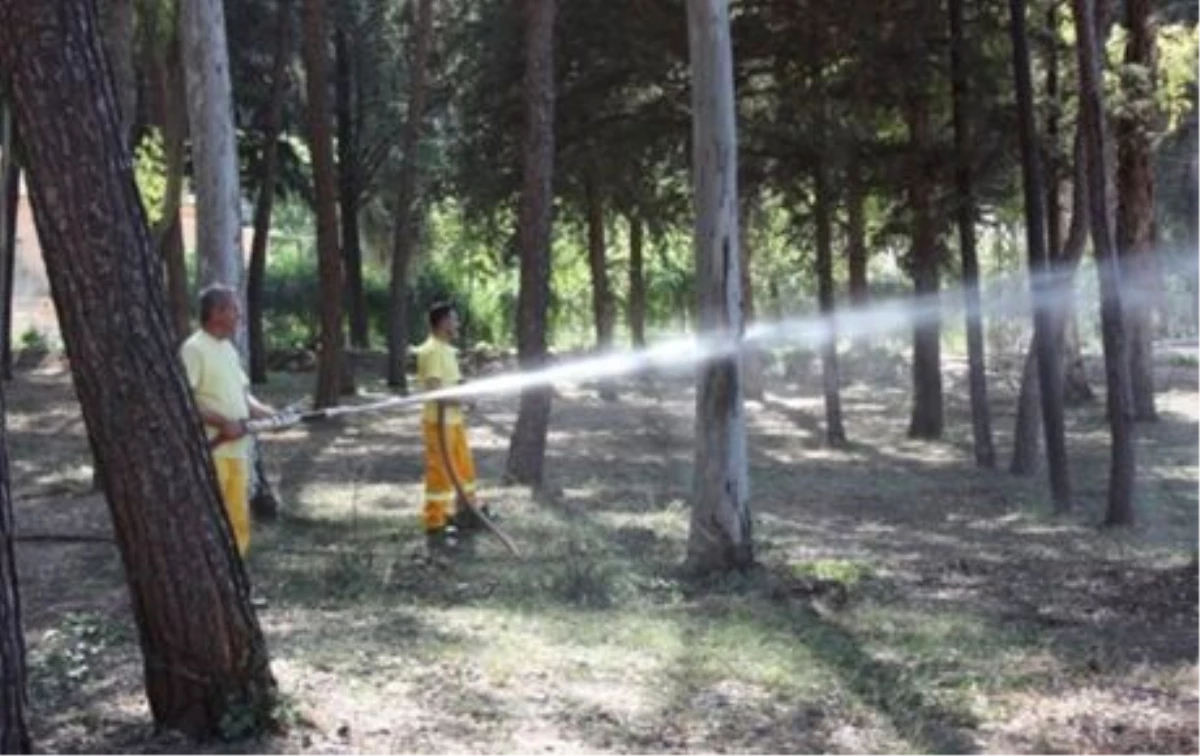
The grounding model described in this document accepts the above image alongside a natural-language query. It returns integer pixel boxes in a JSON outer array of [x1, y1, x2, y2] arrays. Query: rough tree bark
[[812, 123, 846, 446], [99, 0, 136, 145], [0, 1, 277, 736], [335, 20, 369, 351], [0, 249, 28, 756], [1011, 0, 1071, 508], [303, 0, 345, 409], [248, 0, 293, 385], [505, 0, 557, 486], [1072, 0, 1137, 525], [180, 0, 245, 301], [684, 0, 752, 575], [1116, 0, 1158, 421], [950, 0, 996, 468], [387, 0, 435, 392], [846, 154, 869, 308], [628, 214, 646, 347], [905, 71, 943, 439], [0, 110, 17, 381]]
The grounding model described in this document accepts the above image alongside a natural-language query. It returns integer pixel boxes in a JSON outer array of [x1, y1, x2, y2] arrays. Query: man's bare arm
[[247, 394, 276, 419]]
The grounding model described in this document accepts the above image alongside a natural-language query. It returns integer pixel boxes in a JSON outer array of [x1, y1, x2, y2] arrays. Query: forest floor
[[8, 342, 1198, 754]]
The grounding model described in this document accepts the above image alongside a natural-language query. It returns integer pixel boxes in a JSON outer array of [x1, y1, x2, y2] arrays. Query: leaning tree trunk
[[950, 0, 996, 468], [505, 0, 557, 487], [99, 0, 136, 145], [1011, 0, 1071, 509], [684, 0, 752, 575], [628, 214, 646, 347], [905, 80, 944, 440], [335, 23, 369, 351], [387, 0, 435, 391], [0, 381, 29, 752], [1073, 0, 1137, 525], [248, 0, 292, 385], [1116, 0, 1158, 422], [303, 0, 345, 409], [180, 0, 245, 303], [0, 111, 17, 381], [0, 1, 277, 736]]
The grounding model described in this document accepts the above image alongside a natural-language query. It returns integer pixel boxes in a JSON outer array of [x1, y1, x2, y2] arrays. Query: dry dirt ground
[[6, 345, 1197, 754]]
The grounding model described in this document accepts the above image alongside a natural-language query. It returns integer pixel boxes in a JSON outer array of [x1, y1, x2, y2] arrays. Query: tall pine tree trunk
[[336, 23, 369, 351], [303, 0, 345, 409], [739, 193, 764, 401], [905, 78, 943, 439], [628, 214, 646, 347], [387, 0, 435, 392], [1011, 0, 1071, 508], [585, 172, 614, 350], [950, 0, 996, 468], [812, 111, 846, 445], [248, 0, 292, 385], [1116, 0, 1158, 421], [99, 0, 136, 145], [846, 154, 869, 308], [684, 0, 752, 575], [0, 1, 277, 736], [150, 31, 192, 344], [180, 0, 245, 301], [506, 0, 557, 487], [0, 380, 29, 752], [1073, 0, 1137, 525]]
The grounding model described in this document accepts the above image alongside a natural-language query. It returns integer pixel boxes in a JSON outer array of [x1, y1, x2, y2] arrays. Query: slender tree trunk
[[585, 173, 614, 350], [0, 1, 277, 736], [846, 154, 869, 308], [1012, 0, 1072, 508], [505, 0, 557, 487], [0, 380, 29, 752], [1073, 0, 1137, 525], [387, 0, 435, 391], [1116, 0, 1158, 421], [628, 214, 646, 347], [0, 112, 17, 381], [336, 24, 369, 351], [684, 0, 752, 575], [812, 127, 846, 445], [303, 0, 345, 409], [905, 80, 943, 439], [950, 0, 996, 468], [740, 193, 764, 401], [248, 0, 292, 385], [1012, 131, 1090, 475], [180, 0, 245, 305]]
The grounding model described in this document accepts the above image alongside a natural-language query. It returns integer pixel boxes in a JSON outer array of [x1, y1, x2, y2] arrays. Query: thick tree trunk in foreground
[[0, 111, 18, 380], [303, 0, 345, 409], [387, 0, 435, 391], [0, 2, 276, 737], [1073, 0, 1137, 525], [950, 0, 995, 468], [1116, 0, 1158, 422], [180, 0, 245, 300], [0, 380, 29, 751], [628, 214, 646, 347], [506, 0, 557, 487], [684, 0, 752, 575], [1011, 0, 1072, 508], [248, 0, 293, 385]]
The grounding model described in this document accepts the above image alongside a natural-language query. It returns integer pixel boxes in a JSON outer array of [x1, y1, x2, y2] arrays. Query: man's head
[[199, 285, 240, 339], [428, 302, 459, 342]]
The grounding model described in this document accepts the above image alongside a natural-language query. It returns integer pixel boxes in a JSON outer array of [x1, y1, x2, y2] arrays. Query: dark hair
[[199, 285, 236, 325], [428, 301, 456, 330]]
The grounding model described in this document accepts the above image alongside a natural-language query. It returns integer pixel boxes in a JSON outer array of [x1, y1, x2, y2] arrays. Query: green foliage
[[19, 325, 48, 353], [133, 127, 167, 227]]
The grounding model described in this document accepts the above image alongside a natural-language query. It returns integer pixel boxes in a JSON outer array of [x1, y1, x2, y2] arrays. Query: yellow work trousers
[[214, 457, 251, 556], [422, 421, 477, 532]]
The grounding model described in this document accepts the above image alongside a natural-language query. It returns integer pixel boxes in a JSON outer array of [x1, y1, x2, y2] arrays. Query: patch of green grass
[[791, 558, 876, 588]]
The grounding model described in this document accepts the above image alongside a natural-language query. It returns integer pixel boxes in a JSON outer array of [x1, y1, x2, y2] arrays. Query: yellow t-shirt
[[415, 336, 463, 425], [181, 330, 251, 459]]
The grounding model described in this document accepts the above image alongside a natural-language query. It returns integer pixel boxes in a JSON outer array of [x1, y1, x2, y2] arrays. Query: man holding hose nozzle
[[415, 302, 494, 556]]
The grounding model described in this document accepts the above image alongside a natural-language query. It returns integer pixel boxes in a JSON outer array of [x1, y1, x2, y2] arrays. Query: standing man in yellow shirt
[[415, 302, 491, 553], [181, 285, 277, 559]]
